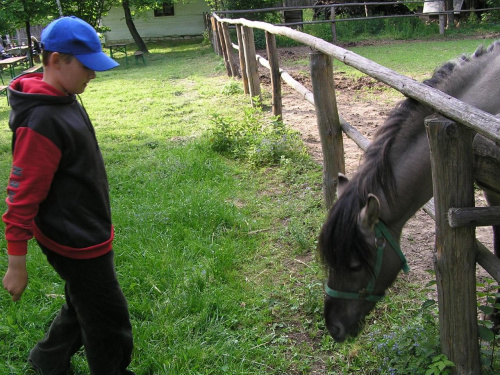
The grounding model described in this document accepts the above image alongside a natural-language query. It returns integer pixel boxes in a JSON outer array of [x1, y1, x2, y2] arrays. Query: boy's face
[[44, 53, 96, 95]]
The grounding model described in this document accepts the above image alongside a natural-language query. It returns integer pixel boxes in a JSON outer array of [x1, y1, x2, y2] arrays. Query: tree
[[121, 0, 149, 53], [0, 0, 119, 66], [0, 0, 58, 66], [117, 0, 188, 54]]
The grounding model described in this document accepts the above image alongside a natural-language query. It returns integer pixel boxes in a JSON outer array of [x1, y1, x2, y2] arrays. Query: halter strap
[[375, 221, 410, 273], [324, 221, 410, 302]]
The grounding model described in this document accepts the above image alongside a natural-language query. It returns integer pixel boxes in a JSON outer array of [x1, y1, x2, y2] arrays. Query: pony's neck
[[376, 114, 434, 235]]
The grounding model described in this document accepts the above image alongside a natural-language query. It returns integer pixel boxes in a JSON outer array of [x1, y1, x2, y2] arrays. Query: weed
[[374, 300, 445, 374], [426, 354, 455, 375], [221, 80, 243, 96], [477, 277, 500, 373], [208, 104, 307, 167]]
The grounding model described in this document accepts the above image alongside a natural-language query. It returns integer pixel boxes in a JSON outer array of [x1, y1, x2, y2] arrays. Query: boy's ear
[[46, 52, 62, 68]]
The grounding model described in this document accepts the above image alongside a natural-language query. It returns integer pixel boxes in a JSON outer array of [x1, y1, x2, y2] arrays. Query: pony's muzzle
[[326, 318, 346, 342]]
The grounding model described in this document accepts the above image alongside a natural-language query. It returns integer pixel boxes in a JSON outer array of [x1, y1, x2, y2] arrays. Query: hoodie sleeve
[[3, 127, 61, 255]]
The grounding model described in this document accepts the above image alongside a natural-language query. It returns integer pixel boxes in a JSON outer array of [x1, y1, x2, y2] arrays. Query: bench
[[107, 44, 128, 66], [23, 65, 43, 74], [0, 74, 8, 105], [134, 51, 145, 66]]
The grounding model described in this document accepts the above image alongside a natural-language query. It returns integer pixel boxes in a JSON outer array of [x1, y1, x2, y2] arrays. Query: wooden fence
[[210, 12, 500, 375]]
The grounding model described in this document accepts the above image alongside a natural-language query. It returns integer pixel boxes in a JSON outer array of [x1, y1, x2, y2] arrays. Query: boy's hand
[[3, 255, 28, 301]]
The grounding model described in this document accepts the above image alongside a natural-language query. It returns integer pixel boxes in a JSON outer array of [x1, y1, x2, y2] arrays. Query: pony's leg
[[484, 190, 500, 329], [484, 190, 500, 256]]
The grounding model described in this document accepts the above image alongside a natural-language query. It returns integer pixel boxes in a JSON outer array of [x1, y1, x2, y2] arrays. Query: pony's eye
[[349, 259, 363, 272]]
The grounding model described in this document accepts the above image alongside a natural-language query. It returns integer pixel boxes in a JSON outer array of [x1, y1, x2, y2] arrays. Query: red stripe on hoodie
[[3, 127, 61, 255]]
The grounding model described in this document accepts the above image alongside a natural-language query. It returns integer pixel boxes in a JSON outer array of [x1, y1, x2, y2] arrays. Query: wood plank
[[310, 52, 344, 209], [449, 206, 500, 227], [426, 115, 480, 374], [265, 31, 282, 119], [240, 26, 261, 105]]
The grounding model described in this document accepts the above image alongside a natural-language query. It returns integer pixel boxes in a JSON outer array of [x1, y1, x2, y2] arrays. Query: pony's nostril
[[327, 320, 346, 341]]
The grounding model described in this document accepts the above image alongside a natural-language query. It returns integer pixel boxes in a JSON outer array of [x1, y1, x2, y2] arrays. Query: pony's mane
[[319, 40, 500, 270]]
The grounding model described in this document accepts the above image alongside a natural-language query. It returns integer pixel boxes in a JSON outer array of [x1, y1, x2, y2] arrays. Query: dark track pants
[[29, 245, 134, 375]]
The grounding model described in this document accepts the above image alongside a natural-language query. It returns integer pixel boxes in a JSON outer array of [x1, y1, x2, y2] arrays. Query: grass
[[277, 36, 500, 81], [338, 37, 500, 80], [0, 33, 498, 374]]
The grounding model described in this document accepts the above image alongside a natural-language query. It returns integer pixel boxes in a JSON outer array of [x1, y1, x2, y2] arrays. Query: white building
[[101, 0, 211, 44]]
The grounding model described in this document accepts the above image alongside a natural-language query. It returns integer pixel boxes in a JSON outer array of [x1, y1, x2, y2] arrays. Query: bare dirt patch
[[258, 45, 494, 289]]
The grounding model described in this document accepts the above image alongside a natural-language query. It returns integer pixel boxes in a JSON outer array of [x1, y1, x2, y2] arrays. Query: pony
[[318, 40, 500, 342]]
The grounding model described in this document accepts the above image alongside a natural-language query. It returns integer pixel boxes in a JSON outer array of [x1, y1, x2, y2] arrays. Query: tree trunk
[[25, 19, 33, 67], [121, 0, 149, 53]]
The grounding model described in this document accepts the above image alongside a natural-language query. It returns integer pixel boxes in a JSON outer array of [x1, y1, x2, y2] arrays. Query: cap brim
[[75, 51, 119, 71]]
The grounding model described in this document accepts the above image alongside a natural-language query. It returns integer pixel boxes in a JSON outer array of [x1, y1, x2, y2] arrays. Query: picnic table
[[0, 56, 28, 78], [6, 46, 29, 56], [107, 44, 128, 66]]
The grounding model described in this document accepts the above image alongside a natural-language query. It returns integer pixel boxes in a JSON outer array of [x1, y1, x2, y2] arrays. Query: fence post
[[330, 6, 337, 43], [439, 14, 446, 35], [241, 26, 261, 105], [216, 20, 232, 77], [236, 25, 249, 94], [425, 115, 480, 375], [310, 52, 345, 209], [210, 17, 222, 56], [265, 31, 282, 120], [221, 22, 240, 78]]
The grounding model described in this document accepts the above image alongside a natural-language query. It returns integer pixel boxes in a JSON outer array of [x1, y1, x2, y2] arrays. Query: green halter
[[325, 221, 410, 302]]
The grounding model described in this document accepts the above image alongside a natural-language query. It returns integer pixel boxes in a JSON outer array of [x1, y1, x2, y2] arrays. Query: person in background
[[31, 36, 42, 63], [0, 43, 11, 59], [2, 16, 135, 375], [31, 36, 41, 54]]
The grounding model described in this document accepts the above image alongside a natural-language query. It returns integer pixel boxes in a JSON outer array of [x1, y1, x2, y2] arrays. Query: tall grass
[[0, 37, 498, 374]]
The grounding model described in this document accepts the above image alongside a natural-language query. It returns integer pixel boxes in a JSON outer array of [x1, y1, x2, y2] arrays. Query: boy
[[2, 16, 135, 375]]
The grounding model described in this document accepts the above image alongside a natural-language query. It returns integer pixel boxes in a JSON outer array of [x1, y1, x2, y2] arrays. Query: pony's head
[[318, 175, 409, 342], [317, 41, 500, 343]]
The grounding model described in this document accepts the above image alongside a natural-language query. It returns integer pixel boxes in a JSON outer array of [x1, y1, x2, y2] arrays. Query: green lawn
[[0, 36, 498, 374]]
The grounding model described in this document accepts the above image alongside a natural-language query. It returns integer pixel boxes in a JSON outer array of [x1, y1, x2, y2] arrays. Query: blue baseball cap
[[41, 16, 118, 71]]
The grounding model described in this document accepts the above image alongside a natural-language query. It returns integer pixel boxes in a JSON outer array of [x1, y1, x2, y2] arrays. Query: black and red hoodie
[[3, 73, 114, 259]]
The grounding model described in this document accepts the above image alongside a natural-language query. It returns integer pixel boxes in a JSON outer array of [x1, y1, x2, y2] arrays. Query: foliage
[[482, 0, 500, 21], [60, 0, 115, 28], [302, 15, 439, 43], [0, 0, 57, 33], [207, 0, 276, 12], [374, 300, 449, 374], [206, 0, 282, 23], [0, 0, 113, 34], [477, 278, 500, 373], [208, 103, 307, 167], [0, 8, 17, 35], [425, 355, 456, 375], [221, 79, 243, 95]]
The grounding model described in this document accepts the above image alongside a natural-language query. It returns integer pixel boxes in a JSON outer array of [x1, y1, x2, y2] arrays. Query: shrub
[[374, 300, 454, 375], [208, 105, 307, 167]]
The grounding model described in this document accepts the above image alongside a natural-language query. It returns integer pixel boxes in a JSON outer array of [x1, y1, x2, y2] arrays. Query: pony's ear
[[358, 194, 380, 231], [337, 173, 349, 197]]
